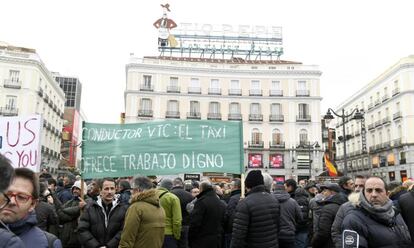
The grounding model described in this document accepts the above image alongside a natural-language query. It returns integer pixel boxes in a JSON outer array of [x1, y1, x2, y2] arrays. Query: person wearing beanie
[[231, 170, 280, 247], [338, 176, 354, 197], [157, 178, 182, 247]]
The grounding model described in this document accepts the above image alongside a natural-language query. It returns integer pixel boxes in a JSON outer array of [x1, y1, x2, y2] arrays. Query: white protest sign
[[0, 115, 42, 172]]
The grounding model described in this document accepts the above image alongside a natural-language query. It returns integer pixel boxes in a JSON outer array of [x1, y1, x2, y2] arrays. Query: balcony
[[248, 141, 264, 148], [382, 117, 391, 125], [382, 94, 389, 102], [0, 107, 18, 116], [228, 89, 242, 96], [269, 89, 283, 96], [249, 89, 262, 96], [44, 94, 49, 103], [187, 112, 201, 119], [383, 141, 391, 148], [140, 84, 154, 91], [368, 123, 375, 130], [368, 103, 374, 110], [228, 113, 242, 120], [296, 115, 311, 122], [269, 114, 284, 122], [269, 141, 285, 149], [3, 79, 21, 89], [166, 86, 180, 93], [392, 88, 400, 96], [393, 111, 402, 120], [374, 99, 381, 106], [354, 130, 361, 136], [375, 120, 382, 128], [249, 114, 263, 121], [138, 109, 153, 117], [38, 88, 44, 97], [188, 87, 201, 94], [207, 113, 222, 120], [369, 145, 376, 153], [208, 88, 221, 95], [165, 111, 180, 119], [393, 138, 402, 147], [296, 90, 310, 96]]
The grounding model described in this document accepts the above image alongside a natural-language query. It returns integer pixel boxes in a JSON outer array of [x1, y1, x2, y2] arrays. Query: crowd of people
[[1, 152, 414, 247]]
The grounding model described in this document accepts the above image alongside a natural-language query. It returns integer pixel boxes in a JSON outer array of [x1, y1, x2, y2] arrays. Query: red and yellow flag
[[324, 153, 338, 177]]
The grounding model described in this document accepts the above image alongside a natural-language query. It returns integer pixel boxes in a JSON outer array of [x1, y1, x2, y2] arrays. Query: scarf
[[359, 191, 395, 225]]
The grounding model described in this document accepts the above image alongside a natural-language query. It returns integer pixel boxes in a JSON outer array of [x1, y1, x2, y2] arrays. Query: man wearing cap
[[341, 176, 412, 247], [311, 183, 347, 248], [231, 170, 280, 248], [57, 180, 88, 248]]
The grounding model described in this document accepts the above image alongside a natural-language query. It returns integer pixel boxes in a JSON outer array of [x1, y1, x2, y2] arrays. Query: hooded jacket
[[158, 187, 182, 239], [78, 196, 128, 248], [0, 221, 25, 248], [8, 211, 61, 248], [273, 189, 302, 240], [342, 192, 412, 248], [119, 189, 165, 248], [231, 185, 280, 248]]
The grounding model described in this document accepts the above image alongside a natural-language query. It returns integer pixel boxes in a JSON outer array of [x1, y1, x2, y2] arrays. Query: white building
[[335, 55, 414, 182], [124, 56, 323, 182], [0, 42, 65, 174]]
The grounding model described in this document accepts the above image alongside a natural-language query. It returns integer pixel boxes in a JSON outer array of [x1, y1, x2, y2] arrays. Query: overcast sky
[[1, 0, 413, 123]]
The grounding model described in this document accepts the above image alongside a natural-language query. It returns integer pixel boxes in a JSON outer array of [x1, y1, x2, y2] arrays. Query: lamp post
[[323, 108, 364, 176], [307, 141, 320, 180]]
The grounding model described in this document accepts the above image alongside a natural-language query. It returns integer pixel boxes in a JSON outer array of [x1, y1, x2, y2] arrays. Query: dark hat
[[305, 182, 317, 190], [338, 176, 352, 186], [245, 170, 264, 189], [320, 183, 341, 193]]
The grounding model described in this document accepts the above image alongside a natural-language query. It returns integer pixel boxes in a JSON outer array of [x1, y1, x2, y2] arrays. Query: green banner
[[81, 120, 243, 179]]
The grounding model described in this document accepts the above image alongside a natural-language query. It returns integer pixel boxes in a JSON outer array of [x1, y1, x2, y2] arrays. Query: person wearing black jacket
[[398, 185, 414, 247], [171, 177, 194, 248], [294, 187, 310, 248], [312, 183, 347, 248], [231, 170, 280, 248], [189, 180, 226, 248], [224, 178, 241, 248]]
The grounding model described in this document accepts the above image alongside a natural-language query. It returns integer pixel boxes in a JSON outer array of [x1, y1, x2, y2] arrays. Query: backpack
[[43, 231, 58, 248]]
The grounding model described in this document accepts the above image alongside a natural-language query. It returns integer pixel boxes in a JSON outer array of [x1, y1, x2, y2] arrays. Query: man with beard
[[78, 178, 128, 248], [341, 176, 412, 247]]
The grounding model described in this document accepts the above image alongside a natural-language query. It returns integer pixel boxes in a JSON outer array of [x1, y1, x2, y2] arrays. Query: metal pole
[[342, 109, 348, 176], [309, 142, 312, 180]]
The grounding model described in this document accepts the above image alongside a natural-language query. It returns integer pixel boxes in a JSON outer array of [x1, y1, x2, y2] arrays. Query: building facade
[[125, 56, 323, 181], [0, 42, 65, 173], [335, 55, 414, 182]]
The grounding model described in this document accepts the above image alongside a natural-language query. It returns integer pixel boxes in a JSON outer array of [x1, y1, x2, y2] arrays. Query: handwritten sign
[[0, 115, 42, 172], [81, 120, 243, 179]]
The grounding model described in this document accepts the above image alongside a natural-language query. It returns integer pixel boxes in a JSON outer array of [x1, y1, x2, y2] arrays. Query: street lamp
[[323, 108, 364, 176], [307, 141, 320, 180]]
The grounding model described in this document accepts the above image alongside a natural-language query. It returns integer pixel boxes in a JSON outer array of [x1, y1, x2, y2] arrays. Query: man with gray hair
[[189, 180, 225, 248], [119, 176, 165, 248], [158, 178, 182, 248]]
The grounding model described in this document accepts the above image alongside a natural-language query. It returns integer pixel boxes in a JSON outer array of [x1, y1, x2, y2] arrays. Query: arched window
[[251, 128, 263, 146], [272, 129, 283, 145], [299, 129, 308, 145]]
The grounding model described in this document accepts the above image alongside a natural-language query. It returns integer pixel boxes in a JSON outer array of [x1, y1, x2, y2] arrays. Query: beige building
[[125, 56, 323, 181], [335, 55, 414, 182], [0, 42, 65, 173]]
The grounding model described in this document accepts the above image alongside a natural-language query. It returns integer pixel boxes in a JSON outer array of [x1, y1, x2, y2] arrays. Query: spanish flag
[[324, 153, 338, 177]]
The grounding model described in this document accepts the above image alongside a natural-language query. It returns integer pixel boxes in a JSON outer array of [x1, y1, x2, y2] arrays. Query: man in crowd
[[1, 168, 61, 247], [338, 176, 354, 197], [119, 176, 165, 248], [331, 175, 366, 247], [224, 178, 241, 248], [311, 183, 347, 248], [341, 176, 412, 247], [86, 180, 100, 201], [158, 178, 182, 248], [0, 154, 24, 248], [78, 178, 128, 248], [231, 170, 280, 248], [189, 180, 225, 248], [58, 173, 76, 204], [399, 183, 414, 247], [171, 177, 194, 248], [284, 179, 297, 198], [117, 179, 132, 205], [57, 180, 88, 248]]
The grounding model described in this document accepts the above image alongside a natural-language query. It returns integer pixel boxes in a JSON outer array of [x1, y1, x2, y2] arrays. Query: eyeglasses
[[5, 192, 33, 206], [0, 193, 11, 209]]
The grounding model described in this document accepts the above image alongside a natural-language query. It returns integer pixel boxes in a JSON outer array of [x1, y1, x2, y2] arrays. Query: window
[[230, 80, 240, 89], [250, 103, 261, 115], [190, 101, 200, 113], [248, 153, 263, 168], [229, 102, 240, 114], [387, 129, 391, 142], [190, 78, 200, 87], [6, 95, 17, 110], [209, 79, 221, 94], [189, 78, 201, 93], [250, 80, 261, 96], [299, 129, 308, 144], [9, 70, 20, 82], [298, 103, 309, 119], [168, 77, 179, 92], [143, 75, 152, 87], [270, 103, 282, 115], [251, 128, 262, 144], [271, 81, 281, 90], [167, 100, 179, 112], [272, 129, 283, 145], [298, 81, 306, 90], [140, 98, 152, 110], [269, 154, 284, 168]]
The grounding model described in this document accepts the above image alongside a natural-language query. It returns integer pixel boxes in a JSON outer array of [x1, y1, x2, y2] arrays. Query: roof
[[143, 56, 302, 65]]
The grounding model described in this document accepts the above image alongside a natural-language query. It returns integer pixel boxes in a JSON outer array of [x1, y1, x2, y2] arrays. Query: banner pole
[[241, 173, 245, 198]]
